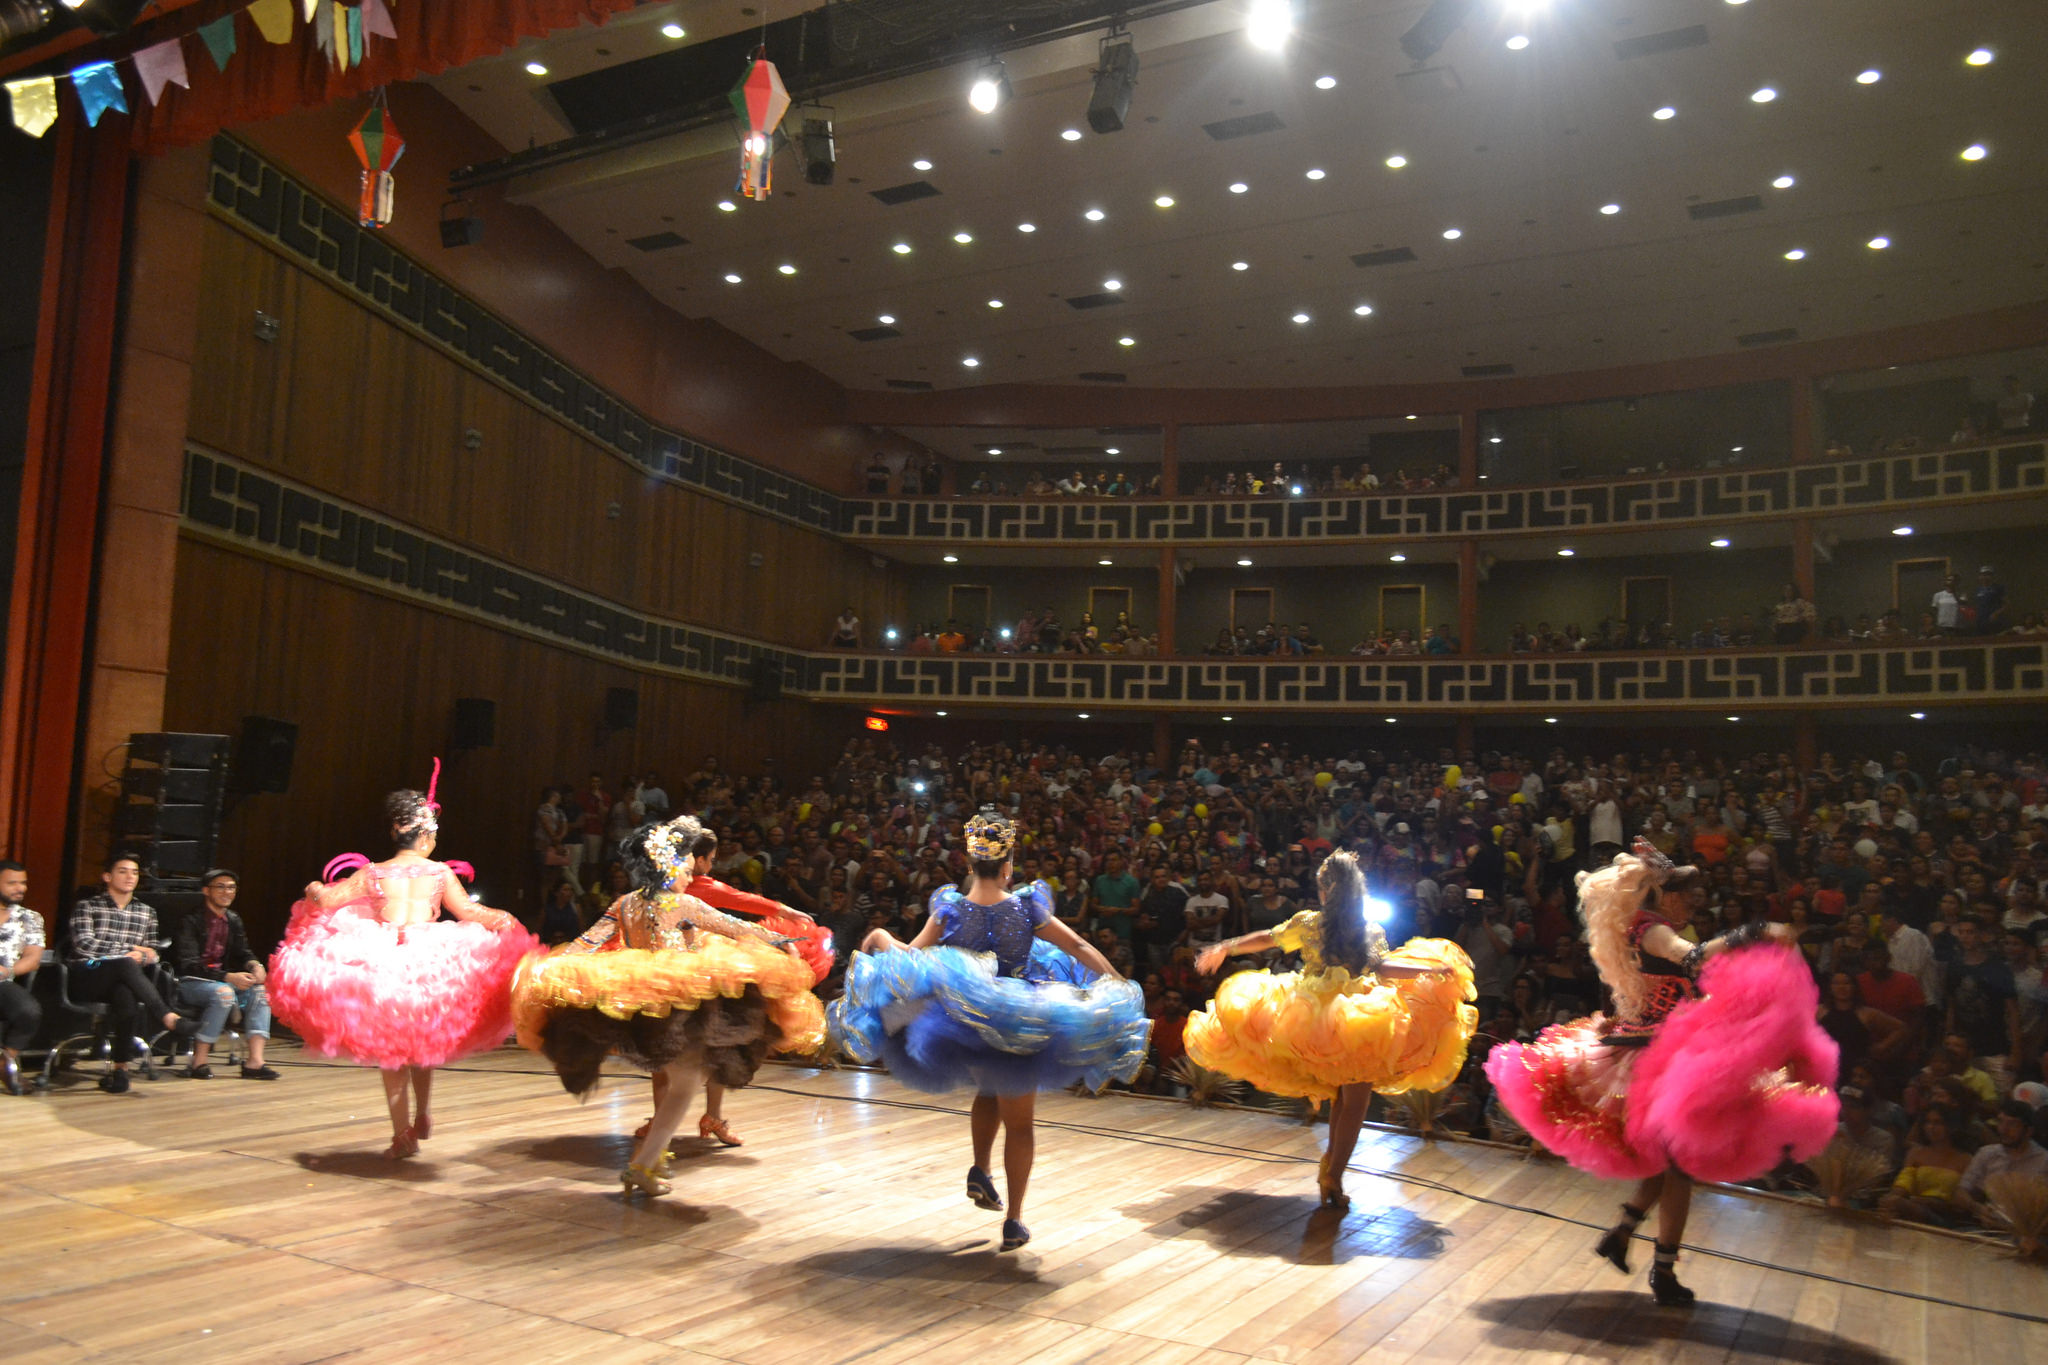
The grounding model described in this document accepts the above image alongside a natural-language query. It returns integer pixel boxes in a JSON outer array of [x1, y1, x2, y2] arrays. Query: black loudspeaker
[[230, 716, 297, 794], [747, 656, 784, 702], [115, 733, 230, 878], [1087, 40, 1139, 134], [801, 117, 835, 186], [451, 697, 496, 750], [604, 687, 639, 731]]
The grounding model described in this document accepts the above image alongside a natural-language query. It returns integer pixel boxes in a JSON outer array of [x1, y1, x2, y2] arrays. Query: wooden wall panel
[[188, 220, 903, 649], [164, 539, 858, 948]]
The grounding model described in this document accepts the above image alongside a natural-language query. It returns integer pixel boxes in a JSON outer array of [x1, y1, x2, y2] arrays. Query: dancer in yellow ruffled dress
[[1188, 850, 1476, 1208]]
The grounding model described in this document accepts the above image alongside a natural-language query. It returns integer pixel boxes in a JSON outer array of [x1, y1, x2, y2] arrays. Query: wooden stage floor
[[3, 1047, 2042, 1365]]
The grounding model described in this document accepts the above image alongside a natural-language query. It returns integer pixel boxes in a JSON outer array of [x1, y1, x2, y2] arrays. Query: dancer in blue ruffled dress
[[830, 810, 1146, 1251]]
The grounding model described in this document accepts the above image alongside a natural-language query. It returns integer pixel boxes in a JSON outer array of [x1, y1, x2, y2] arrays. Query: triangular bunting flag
[[133, 38, 190, 106], [314, 0, 335, 63], [70, 61, 127, 127], [299, 0, 318, 22], [5, 76, 57, 137], [362, 0, 397, 40], [345, 4, 363, 67], [197, 14, 238, 71], [248, 0, 293, 44]]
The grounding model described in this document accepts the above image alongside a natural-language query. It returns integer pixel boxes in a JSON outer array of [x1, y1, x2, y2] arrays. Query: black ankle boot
[[1649, 1245, 1696, 1307], [1594, 1204, 1645, 1273]]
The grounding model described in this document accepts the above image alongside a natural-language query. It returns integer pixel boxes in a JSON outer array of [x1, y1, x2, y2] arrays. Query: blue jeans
[[177, 978, 271, 1042]]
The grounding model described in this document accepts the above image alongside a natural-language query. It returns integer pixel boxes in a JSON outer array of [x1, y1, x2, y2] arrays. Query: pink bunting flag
[[132, 38, 190, 106], [363, 0, 397, 40]]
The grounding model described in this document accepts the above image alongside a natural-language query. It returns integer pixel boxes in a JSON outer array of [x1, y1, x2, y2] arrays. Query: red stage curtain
[[132, 0, 637, 154]]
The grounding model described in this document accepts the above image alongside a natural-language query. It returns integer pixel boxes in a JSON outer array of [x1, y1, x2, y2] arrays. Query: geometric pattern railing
[[187, 444, 2048, 714], [840, 440, 2048, 545], [205, 137, 843, 535]]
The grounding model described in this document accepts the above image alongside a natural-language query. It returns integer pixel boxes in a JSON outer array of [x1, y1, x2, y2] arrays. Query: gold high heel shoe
[[621, 1161, 673, 1197], [1316, 1155, 1350, 1211]]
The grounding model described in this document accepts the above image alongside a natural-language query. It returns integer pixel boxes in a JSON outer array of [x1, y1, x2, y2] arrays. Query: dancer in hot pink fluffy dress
[[1484, 839, 1838, 1307], [270, 778, 537, 1159]]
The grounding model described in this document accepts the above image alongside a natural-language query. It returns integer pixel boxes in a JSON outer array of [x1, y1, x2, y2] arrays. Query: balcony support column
[[1161, 419, 1180, 497], [1158, 548, 1177, 655], [1458, 540, 1480, 655], [1792, 519, 1816, 640], [1153, 716, 1174, 770], [1795, 713, 1818, 773], [1459, 404, 1480, 486]]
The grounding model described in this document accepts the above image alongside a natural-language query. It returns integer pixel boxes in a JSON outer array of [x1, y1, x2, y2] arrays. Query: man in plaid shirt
[[65, 852, 199, 1092]]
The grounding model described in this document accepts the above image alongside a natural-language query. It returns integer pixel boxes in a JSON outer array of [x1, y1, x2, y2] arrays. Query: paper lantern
[[348, 99, 405, 227], [728, 45, 790, 201]]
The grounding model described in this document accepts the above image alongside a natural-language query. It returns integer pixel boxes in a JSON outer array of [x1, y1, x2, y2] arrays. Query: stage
[[3, 1050, 2040, 1364]]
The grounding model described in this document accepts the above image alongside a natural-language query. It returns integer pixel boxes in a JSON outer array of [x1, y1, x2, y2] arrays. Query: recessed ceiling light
[[1966, 48, 1994, 66], [1078, 712, 1091, 719], [878, 314, 896, 324], [1725, 0, 1747, 5], [661, 22, 686, 39], [1061, 128, 1083, 142], [1442, 227, 1463, 240], [1389, 553, 1407, 563], [777, 263, 797, 275], [1085, 208, 1106, 222], [1867, 235, 1891, 250], [1353, 303, 1373, 316], [1600, 203, 1621, 215], [1118, 336, 1135, 347], [987, 298, 1003, 309], [1231, 261, 1249, 271], [1557, 547, 1575, 556], [1784, 248, 1807, 260], [1726, 716, 1740, 723], [1772, 174, 1797, 189], [1750, 86, 1777, 103], [1892, 524, 1913, 536], [1653, 105, 1676, 120], [913, 158, 933, 171], [962, 357, 980, 368], [1405, 414, 1417, 420], [1384, 154, 1408, 169], [1155, 195, 1176, 208], [1221, 715, 1233, 722], [1229, 181, 1249, 194], [1237, 557, 1253, 566], [716, 200, 737, 212], [1017, 221, 1037, 232], [942, 554, 959, 563], [1291, 311, 1311, 324], [1305, 167, 1326, 180], [987, 447, 1002, 455], [1544, 717, 1557, 724], [1385, 716, 1397, 723], [1488, 435, 1502, 444], [1732, 446, 1744, 452], [723, 273, 742, 284], [1106, 447, 1120, 454], [1856, 69, 1881, 84], [936, 710, 948, 717], [1960, 143, 1988, 161], [953, 231, 973, 244], [1709, 537, 1731, 548], [1315, 75, 1337, 89], [524, 61, 548, 76], [1097, 558, 1113, 566], [1103, 278, 1123, 291], [1505, 34, 1530, 51], [1909, 711, 1927, 720], [892, 242, 913, 254]]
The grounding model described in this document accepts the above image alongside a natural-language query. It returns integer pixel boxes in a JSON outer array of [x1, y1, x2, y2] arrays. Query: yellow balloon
[[1147, 821, 1164, 836], [1509, 792, 1526, 805], [1195, 803, 1210, 819], [1444, 764, 1463, 785], [798, 801, 813, 821], [1315, 771, 1334, 789]]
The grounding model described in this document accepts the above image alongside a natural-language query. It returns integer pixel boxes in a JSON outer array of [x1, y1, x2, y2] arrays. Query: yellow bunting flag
[[5, 76, 56, 137], [248, 0, 294, 43]]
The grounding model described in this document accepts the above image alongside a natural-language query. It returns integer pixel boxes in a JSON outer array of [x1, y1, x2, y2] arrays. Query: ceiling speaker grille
[[884, 378, 933, 390], [1689, 195, 1764, 220], [1077, 371, 1128, 383], [869, 180, 941, 206], [1461, 363, 1515, 377], [626, 231, 688, 252], [848, 326, 903, 342], [1614, 25, 1708, 60], [1736, 327, 1799, 347], [1202, 111, 1285, 141], [1065, 293, 1126, 310], [1352, 247, 1418, 268]]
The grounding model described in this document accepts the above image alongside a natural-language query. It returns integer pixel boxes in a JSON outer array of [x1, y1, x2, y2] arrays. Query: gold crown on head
[[964, 811, 1015, 862]]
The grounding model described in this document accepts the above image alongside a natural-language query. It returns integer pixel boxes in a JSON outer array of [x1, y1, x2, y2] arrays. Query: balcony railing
[[840, 440, 2048, 546]]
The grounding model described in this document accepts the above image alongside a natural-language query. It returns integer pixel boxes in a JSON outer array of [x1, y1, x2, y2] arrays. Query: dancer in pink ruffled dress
[[1485, 839, 1839, 1307], [269, 772, 537, 1158]]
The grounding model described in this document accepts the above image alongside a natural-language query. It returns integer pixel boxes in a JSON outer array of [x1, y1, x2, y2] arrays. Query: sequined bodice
[[932, 881, 1052, 978]]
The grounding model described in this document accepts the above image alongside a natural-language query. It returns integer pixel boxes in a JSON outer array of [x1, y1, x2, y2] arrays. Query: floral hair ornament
[[1628, 835, 1701, 888], [648, 814, 709, 885], [964, 811, 1016, 862], [391, 758, 442, 840]]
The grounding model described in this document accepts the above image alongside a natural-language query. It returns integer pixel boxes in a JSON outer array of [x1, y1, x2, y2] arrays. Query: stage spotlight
[[1087, 37, 1139, 134], [1245, 0, 1292, 52], [0, 0, 53, 43], [1400, 0, 1476, 63], [801, 117, 836, 186], [968, 60, 1012, 114], [438, 199, 483, 248]]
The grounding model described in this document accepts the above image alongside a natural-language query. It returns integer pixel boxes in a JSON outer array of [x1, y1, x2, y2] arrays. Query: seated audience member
[[1956, 1099, 2048, 1227], [172, 869, 277, 1080], [1833, 1086, 1898, 1169], [539, 878, 584, 944], [1880, 1108, 1974, 1226], [66, 853, 200, 1092], [0, 861, 42, 1095]]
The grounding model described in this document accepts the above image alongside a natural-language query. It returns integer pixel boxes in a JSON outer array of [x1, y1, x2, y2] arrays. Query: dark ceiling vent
[[1078, 371, 1128, 383], [869, 180, 941, 206], [1736, 327, 1799, 347], [1202, 111, 1285, 141], [1393, 65, 1464, 101], [1461, 363, 1515, 377], [625, 231, 688, 252], [1064, 292, 1125, 310], [884, 378, 934, 390], [1614, 25, 1708, 60], [1352, 246, 1418, 268], [1096, 425, 1157, 435], [847, 326, 903, 342], [1043, 445, 1105, 456], [985, 441, 1039, 451], [1688, 195, 1764, 220]]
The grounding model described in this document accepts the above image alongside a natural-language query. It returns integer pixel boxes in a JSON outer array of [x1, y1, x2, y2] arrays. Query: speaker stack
[[115, 733, 231, 894]]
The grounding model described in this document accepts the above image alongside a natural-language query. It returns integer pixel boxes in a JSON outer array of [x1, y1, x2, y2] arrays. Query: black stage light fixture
[[60, 0, 148, 36], [801, 116, 836, 185], [1087, 37, 1139, 134], [1400, 0, 1476, 63], [439, 198, 483, 248], [0, 0, 53, 43]]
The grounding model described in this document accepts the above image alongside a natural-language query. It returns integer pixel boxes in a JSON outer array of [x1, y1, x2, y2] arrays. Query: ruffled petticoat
[[1182, 938, 1478, 1103], [268, 898, 539, 1069], [1484, 944, 1839, 1184], [828, 944, 1149, 1096]]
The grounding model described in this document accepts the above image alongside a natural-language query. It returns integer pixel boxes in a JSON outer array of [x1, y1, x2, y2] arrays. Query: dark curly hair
[[619, 822, 669, 893], [385, 789, 434, 851], [1316, 850, 1373, 975]]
